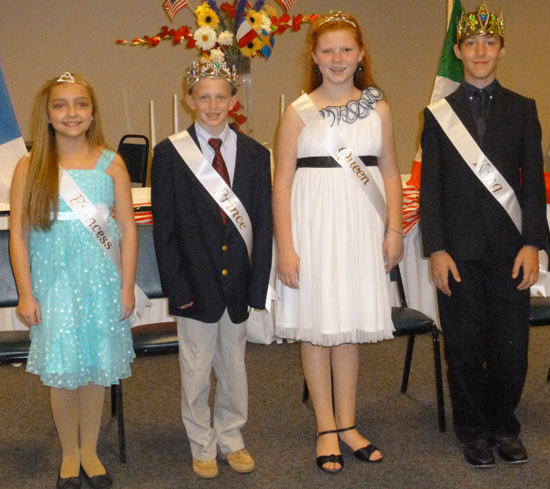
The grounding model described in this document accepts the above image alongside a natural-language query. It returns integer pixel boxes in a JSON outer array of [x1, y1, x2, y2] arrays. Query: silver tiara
[[186, 60, 237, 90], [57, 72, 75, 83], [317, 12, 357, 29]]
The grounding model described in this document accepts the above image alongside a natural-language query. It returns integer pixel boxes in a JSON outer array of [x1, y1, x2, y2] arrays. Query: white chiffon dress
[[275, 88, 394, 347]]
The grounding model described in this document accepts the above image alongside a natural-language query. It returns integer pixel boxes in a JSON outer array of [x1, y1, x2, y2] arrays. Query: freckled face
[[312, 29, 363, 86], [47, 83, 93, 139]]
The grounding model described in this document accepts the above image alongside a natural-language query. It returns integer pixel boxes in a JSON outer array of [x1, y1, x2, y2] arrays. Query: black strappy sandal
[[316, 429, 344, 474], [338, 425, 383, 463]]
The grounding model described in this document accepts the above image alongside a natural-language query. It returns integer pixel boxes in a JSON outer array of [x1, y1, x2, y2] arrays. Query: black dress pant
[[437, 249, 530, 443]]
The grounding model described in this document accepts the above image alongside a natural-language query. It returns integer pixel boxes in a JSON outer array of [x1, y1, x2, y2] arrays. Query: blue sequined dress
[[26, 150, 135, 389]]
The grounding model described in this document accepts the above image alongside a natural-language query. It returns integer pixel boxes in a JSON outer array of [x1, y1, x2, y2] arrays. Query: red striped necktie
[[208, 137, 231, 224]]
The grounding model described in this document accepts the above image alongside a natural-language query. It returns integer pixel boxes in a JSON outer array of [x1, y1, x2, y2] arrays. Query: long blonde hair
[[24, 73, 108, 229], [306, 13, 378, 93]]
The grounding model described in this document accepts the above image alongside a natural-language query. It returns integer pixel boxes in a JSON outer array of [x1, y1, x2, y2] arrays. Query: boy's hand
[[430, 250, 461, 296], [513, 245, 539, 290]]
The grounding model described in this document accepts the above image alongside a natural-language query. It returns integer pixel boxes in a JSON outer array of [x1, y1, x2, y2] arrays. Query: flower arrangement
[[117, 1, 317, 63], [117, 1, 316, 130]]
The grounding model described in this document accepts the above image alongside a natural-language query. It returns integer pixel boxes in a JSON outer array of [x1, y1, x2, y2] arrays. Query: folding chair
[[117, 134, 149, 187]]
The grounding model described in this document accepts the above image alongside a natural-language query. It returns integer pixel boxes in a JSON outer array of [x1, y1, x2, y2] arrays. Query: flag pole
[[447, 0, 454, 27]]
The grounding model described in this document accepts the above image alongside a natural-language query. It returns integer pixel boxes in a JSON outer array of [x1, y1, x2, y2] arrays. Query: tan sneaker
[[226, 448, 255, 473], [192, 457, 219, 479]]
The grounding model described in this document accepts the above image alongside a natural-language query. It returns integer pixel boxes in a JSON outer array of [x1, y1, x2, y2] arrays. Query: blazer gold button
[[222, 269, 228, 276], [222, 245, 228, 252]]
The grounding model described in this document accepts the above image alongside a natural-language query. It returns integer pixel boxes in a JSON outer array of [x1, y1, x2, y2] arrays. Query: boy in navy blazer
[[419, 3, 546, 468], [151, 59, 272, 478]]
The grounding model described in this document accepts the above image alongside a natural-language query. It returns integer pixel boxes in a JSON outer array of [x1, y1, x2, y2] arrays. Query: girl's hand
[[120, 287, 135, 321], [16, 294, 42, 326], [383, 230, 404, 273], [278, 250, 300, 289]]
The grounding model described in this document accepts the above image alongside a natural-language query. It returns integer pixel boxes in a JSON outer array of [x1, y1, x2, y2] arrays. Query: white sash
[[429, 99, 548, 296], [169, 130, 253, 262], [428, 98, 522, 233], [59, 168, 151, 317], [292, 93, 386, 222]]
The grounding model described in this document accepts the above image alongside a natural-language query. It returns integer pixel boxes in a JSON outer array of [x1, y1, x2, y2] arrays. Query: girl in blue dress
[[9, 72, 137, 489]]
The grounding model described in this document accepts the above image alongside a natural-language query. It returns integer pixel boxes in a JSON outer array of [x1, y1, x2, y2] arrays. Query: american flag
[[163, 0, 188, 20], [277, 0, 298, 11]]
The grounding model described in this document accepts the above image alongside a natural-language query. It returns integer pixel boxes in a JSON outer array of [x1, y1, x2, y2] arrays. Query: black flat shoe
[[316, 429, 343, 474], [80, 467, 113, 489], [56, 472, 81, 489], [338, 425, 383, 463], [463, 439, 495, 468], [493, 436, 528, 464]]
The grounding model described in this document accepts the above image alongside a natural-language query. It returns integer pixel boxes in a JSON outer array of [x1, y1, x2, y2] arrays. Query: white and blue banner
[[0, 63, 26, 205]]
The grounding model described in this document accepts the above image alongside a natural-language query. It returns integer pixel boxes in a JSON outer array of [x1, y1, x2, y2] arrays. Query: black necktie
[[476, 89, 489, 143]]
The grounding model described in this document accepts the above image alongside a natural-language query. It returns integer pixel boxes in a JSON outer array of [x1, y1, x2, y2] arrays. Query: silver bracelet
[[386, 227, 405, 238]]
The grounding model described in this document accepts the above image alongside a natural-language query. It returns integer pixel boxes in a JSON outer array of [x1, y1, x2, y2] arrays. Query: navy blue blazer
[[151, 124, 272, 323], [419, 83, 547, 260]]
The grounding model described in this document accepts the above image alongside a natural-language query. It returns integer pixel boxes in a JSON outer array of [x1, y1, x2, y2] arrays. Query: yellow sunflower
[[196, 4, 219, 30], [240, 37, 262, 58], [246, 9, 262, 32]]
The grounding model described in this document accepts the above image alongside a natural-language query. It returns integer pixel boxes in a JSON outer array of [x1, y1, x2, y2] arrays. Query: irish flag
[[403, 0, 464, 234], [0, 63, 26, 205]]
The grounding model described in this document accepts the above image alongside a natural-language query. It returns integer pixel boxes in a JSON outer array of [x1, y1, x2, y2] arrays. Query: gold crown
[[457, 2, 504, 41], [186, 59, 238, 91]]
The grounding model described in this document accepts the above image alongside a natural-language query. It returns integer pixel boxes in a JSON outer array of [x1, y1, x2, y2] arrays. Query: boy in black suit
[[151, 59, 272, 478], [419, 2, 546, 468]]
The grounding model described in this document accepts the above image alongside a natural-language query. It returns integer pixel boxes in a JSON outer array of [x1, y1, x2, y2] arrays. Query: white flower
[[210, 48, 225, 62], [194, 26, 217, 51], [217, 30, 234, 46], [260, 14, 272, 32]]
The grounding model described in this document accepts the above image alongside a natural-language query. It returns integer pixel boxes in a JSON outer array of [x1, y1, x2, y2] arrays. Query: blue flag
[[0, 63, 26, 204], [258, 30, 275, 59]]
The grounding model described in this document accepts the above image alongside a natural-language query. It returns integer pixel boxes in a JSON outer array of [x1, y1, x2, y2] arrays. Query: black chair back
[[135, 225, 163, 299], [117, 134, 149, 187], [0, 230, 18, 308]]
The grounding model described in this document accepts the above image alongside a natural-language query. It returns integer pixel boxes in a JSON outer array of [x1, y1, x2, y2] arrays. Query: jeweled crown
[[457, 2, 504, 41], [186, 59, 238, 91]]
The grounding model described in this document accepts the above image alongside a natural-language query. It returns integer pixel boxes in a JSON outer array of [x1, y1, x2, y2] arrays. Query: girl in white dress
[[273, 13, 403, 473]]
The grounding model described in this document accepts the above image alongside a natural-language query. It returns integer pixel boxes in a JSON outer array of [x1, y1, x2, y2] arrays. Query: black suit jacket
[[151, 124, 272, 323], [419, 83, 547, 260]]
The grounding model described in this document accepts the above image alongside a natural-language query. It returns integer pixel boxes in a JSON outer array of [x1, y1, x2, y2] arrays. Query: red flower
[[292, 14, 303, 31], [274, 13, 291, 34], [186, 38, 197, 48], [116, 39, 125, 44], [173, 27, 188, 44], [221, 2, 235, 18], [159, 25, 171, 38]]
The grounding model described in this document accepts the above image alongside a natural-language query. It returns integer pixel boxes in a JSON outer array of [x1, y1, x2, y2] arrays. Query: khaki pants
[[176, 310, 248, 460]]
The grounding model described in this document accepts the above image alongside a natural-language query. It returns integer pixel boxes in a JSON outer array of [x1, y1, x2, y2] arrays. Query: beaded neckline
[[320, 87, 383, 127]]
